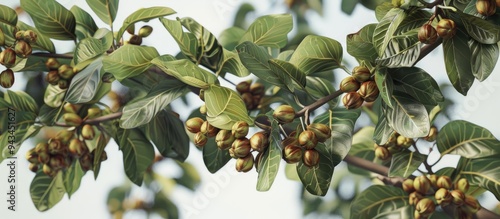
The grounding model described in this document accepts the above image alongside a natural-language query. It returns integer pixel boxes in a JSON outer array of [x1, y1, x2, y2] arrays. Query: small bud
[[235, 154, 254, 172], [451, 189, 466, 206], [63, 103, 78, 114], [273, 105, 295, 124], [69, 138, 88, 157], [14, 40, 32, 58], [409, 191, 424, 205], [436, 19, 456, 40], [375, 146, 391, 160], [23, 30, 37, 43], [342, 92, 364, 110], [45, 58, 60, 70], [58, 64, 75, 79], [15, 30, 25, 40], [126, 25, 135, 35], [215, 129, 235, 150], [241, 92, 254, 110], [82, 124, 95, 140], [0, 48, 16, 68], [415, 198, 436, 217], [43, 164, 55, 176], [186, 117, 204, 133], [352, 66, 371, 82], [87, 107, 101, 119], [435, 188, 452, 206], [250, 131, 269, 152], [340, 76, 361, 93], [35, 142, 49, 154], [231, 138, 251, 158], [229, 147, 237, 159], [236, 81, 251, 94], [357, 81, 379, 102], [63, 113, 83, 126], [303, 149, 320, 167], [200, 121, 219, 137], [250, 82, 265, 96], [49, 155, 66, 170], [283, 144, 303, 164], [79, 153, 93, 171], [128, 35, 142, 45], [38, 151, 51, 164], [194, 132, 208, 148], [55, 129, 74, 144], [413, 210, 423, 219], [463, 195, 481, 214], [428, 174, 438, 189], [29, 163, 39, 173], [58, 79, 69, 90], [418, 24, 438, 44], [477, 0, 496, 16], [298, 130, 318, 149], [199, 104, 207, 115], [45, 70, 60, 85], [138, 25, 153, 37], [0, 69, 14, 88], [402, 179, 415, 193], [455, 178, 470, 193], [396, 135, 414, 148], [48, 139, 64, 155], [231, 121, 249, 139], [306, 123, 331, 143], [414, 175, 431, 194], [26, 148, 39, 164], [424, 126, 438, 142], [437, 175, 453, 189]]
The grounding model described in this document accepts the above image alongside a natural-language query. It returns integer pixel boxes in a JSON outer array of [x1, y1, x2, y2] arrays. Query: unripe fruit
[[55, 129, 74, 144], [402, 179, 415, 193], [437, 175, 453, 189], [477, 0, 496, 16], [215, 129, 235, 150], [26, 148, 39, 164], [409, 191, 424, 205], [79, 153, 93, 171], [0, 48, 16, 68], [58, 64, 74, 79], [303, 149, 320, 167], [435, 188, 452, 206], [48, 139, 64, 155], [0, 69, 14, 88], [283, 144, 303, 164], [23, 30, 37, 43], [250, 82, 265, 96], [69, 138, 87, 157], [413, 210, 423, 219], [229, 147, 237, 159], [38, 151, 50, 164], [45, 58, 60, 70], [414, 175, 431, 194], [235, 154, 254, 172], [14, 40, 32, 58], [375, 146, 391, 160], [451, 189, 466, 206], [342, 92, 364, 110], [46, 70, 60, 85], [249, 131, 268, 152], [352, 66, 371, 82], [428, 174, 438, 189], [424, 126, 438, 142], [29, 163, 39, 173], [231, 138, 251, 158], [358, 81, 379, 102], [298, 130, 318, 149], [49, 155, 65, 170], [455, 178, 470, 193], [186, 117, 204, 133], [63, 103, 78, 114], [396, 135, 413, 148], [273, 105, 295, 124], [58, 79, 69, 90], [241, 92, 254, 109], [436, 19, 456, 40], [463, 195, 481, 214], [418, 24, 438, 44], [340, 76, 361, 92], [236, 81, 251, 94], [199, 104, 207, 115], [138, 25, 153, 37], [87, 107, 101, 119], [43, 164, 54, 176], [35, 142, 49, 154], [306, 123, 331, 143], [415, 198, 436, 217], [128, 35, 142, 45], [231, 121, 249, 139], [194, 132, 208, 148], [200, 121, 219, 137], [63, 113, 83, 126], [82, 124, 95, 140], [15, 30, 25, 40]]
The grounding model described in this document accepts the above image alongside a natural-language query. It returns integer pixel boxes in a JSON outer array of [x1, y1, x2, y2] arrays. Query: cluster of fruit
[[0, 29, 37, 88], [403, 175, 481, 219], [25, 103, 106, 176], [235, 81, 265, 110], [122, 25, 153, 46], [45, 58, 77, 90], [341, 66, 379, 110], [476, 0, 500, 17], [374, 126, 437, 160]]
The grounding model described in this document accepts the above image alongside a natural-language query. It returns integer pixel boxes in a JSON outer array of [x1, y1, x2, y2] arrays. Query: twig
[[295, 89, 343, 118], [31, 52, 74, 59]]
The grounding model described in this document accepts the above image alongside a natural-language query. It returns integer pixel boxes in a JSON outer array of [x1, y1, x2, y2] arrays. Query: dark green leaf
[[374, 67, 393, 108], [257, 117, 282, 191], [0, 4, 17, 26], [268, 58, 306, 92], [71, 5, 98, 40], [289, 35, 344, 74], [236, 41, 282, 86], [350, 185, 408, 219], [85, 0, 119, 26], [443, 28, 474, 95], [116, 7, 176, 41], [375, 30, 421, 67], [305, 76, 337, 106], [239, 14, 293, 48], [469, 39, 499, 81], [44, 84, 65, 108], [151, 58, 218, 89], [103, 45, 159, 81], [347, 23, 378, 61], [65, 58, 103, 104], [460, 12, 500, 44], [386, 92, 430, 138], [389, 150, 427, 177], [74, 37, 106, 64], [5, 90, 39, 113], [395, 10, 432, 34], [342, 0, 359, 15], [63, 160, 85, 198], [21, 0, 76, 40], [204, 85, 253, 130], [30, 172, 65, 212], [373, 8, 407, 56], [92, 133, 109, 179], [390, 67, 444, 105], [375, 2, 394, 21], [38, 105, 60, 126], [374, 108, 394, 145], [296, 145, 336, 196], [219, 27, 245, 50], [203, 136, 231, 173], [152, 192, 179, 219]]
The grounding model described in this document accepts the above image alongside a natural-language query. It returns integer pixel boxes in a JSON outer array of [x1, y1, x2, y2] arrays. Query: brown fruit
[[55, 129, 74, 144], [87, 107, 102, 119], [231, 121, 249, 139], [235, 154, 254, 172], [298, 130, 318, 149], [418, 24, 438, 44], [436, 19, 456, 40], [424, 126, 438, 142], [306, 123, 331, 143], [200, 121, 219, 137], [29, 163, 39, 173], [46, 70, 60, 85], [37, 151, 50, 164], [25, 148, 39, 164], [138, 25, 153, 37], [413, 175, 431, 194], [45, 58, 60, 70], [194, 132, 208, 148], [303, 149, 320, 167], [241, 92, 254, 109], [283, 144, 303, 164], [186, 117, 204, 133], [15, 30, 25, 40], [58, 79, 69, 90], [415, 198, 436, 217], [0, 69, 14, 88], [35, 142, 49, 154], [79, 153, 93, 171], [402, 179, 415, 193], [409, 191, 424, 205], [340, 76, 361, 93], [455, 178, 470, 193], [236, 81, 251, 94], [463, 195, 481, 214], [250, 82, 265, 96], [357, 81, 379, 102], [23, 30, 37, 43], [477, 0, 496, 16], [69, 138, 88, 157], [63, 113, 83, 126], [437, 175, 453, 189], [58, 64, 75, 79], [374, 146, 391, 160], [48, 139, 64, 155], [342, 92, 364, 110], [0, 48, 16, 68], [352, 66, 371, 82], [450, 189, 466, 206], [81, 124, 95, 140], [435, 188, 452, 206], [249, 131, 268, 152], [128, 35, 142, 45], [14, 40, 32, 58], [215, 129, 235, 150], [231, 138, 251, 158], [273, 105, 295, 123]]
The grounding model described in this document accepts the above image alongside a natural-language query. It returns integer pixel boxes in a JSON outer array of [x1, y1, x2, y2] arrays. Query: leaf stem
[[295, 89, 344, 118]]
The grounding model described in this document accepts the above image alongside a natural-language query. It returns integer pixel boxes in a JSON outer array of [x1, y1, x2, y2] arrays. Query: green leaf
[[74, 37, 106, 64], [347, 23, 378, 61], [0, 4, 18, 26], [202, 136, 231, 173], [92, 133, 109, 179], [386, 92, 430, 138], [257, 117, 282, 191], [236, 41, 282, 86], [85, 0, 118, 26], [159, 17, 198, 61], [469, 39, 499, 81], [437, 120, 500, 158], [30, 172, 65, 212], [460, 12, 500, 44], [219, 27, 246, 50], [71, 5, 98, 40], [103, 45, 159, 81], [115, 127, 155, 186], [289, 35, 343, 74], [141, 110, 190, 162], [389, 150, 427, 178], [152, 192, 179, 219], [375, 30, 421, 67], [296, 145, 335, 196], [342, 0, 359, 14], [21, 0, 76, 40], [44, 84, 66, 108], [6, 90, 39, 113], [65, 58, 103, 104], [204, 85, 253, 130], [373, 8, 407, 56], [218, 48, 250, 77], [63, 160, 85, 198], [38, 105, 60, 126], [17, 21, 56, 53], [374, 110, 394, 145], [239, 14, 293, 48], [151, 58, 218, 89], [268, 59, 306, 92], [116, 7, 176, 41], [390, 67, 444, 106], [395, 10, 432, 34], [350, 185, 409, 219], [120, 80, 188, 129], [349, 127, 376, 175], [374, 67, 394, 108], [443, 28, 474, 95], [0, 124, 40, 162], [460, 157, 500, 200]]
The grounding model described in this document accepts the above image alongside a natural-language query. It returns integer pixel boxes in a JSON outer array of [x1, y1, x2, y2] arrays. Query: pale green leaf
[[460, 12, 500, 44], [374, 67, 394, 108], [44, 84, 66, 108], [350, 185, 408, 219], [103, 45, 159, 81], [65, 58, 103, 104], [268, 58, 306, 92], [17, 21, 55, 53], [389, 151, 427, 177], [373, 8, 407, 56], [219, 27, 245, 50], [151, 58, 217, 89], [347, 23, 378, 61], [385, 92, 430, 138], [92, 133, 109, 179], [85, 0, 118, 26], [204, 85, 253, 130], [390, 67, 444, 106], [218, 48, 250, 77], [21, 0, 76, 40], [116, 7, 176, 41], [257, 117, 282, 191], [74, 37, 106, 64], [289, 35, 343, 74], [239, 14, 293, 48], [30, 172, 66, 211], [236, 41, 283, 86], [159, 17, 198, 61]]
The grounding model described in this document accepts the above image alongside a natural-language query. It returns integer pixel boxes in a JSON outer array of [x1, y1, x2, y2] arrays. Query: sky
[[0, 0, 500, 219]]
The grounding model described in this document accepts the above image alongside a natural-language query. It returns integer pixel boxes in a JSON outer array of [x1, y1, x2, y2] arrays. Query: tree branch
[[295, 89, 344, 118], [31, 52, 74, 59], [415, 38, 443, 65]]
